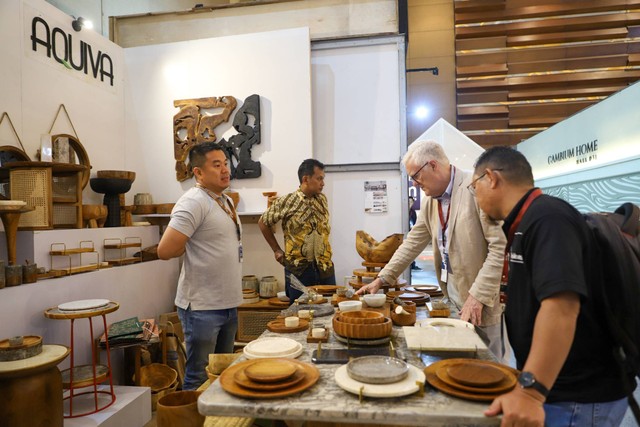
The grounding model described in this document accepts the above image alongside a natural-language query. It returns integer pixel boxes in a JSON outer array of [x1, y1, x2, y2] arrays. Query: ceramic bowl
[[362, 293, 386, 307], [338, 300, 362, 312], [277, 291, 289, 302]]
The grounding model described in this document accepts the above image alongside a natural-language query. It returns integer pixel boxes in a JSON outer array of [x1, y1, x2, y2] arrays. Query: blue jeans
[[177, 306, 238, 390], [285, 264, 335, 304], [544, 397, 628, 427]]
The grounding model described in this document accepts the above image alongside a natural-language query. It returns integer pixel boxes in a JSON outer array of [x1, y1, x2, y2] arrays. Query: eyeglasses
[[410, 160, 432, 185], [467, 169, 503, 196]]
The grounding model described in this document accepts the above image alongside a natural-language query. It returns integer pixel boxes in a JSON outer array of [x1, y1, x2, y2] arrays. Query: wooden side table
[[44, 301, 119, 418], [0, 344, 70, 427]]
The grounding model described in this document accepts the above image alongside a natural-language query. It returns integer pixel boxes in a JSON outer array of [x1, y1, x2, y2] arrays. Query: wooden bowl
[[355, 230, 404, 263], [97, 170, 136, 182], [138, 363, 178, 392], [332, 315, 392, 339], [391, 311, 416, 326], [392, 301, 416, 313], [132, 205, 155, 215], [339, 310, 385, 325]]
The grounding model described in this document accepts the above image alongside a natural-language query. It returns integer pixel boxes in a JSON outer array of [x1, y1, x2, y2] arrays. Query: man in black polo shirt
[[470, 146, 628, 426]]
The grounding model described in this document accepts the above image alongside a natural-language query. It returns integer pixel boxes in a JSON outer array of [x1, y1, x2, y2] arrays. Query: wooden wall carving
[[173, 96, 237, 181], [454, 0, 640, 147]]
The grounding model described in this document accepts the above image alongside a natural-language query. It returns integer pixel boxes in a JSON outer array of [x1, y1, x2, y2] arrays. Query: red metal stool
[[44, 300, 119, 417]]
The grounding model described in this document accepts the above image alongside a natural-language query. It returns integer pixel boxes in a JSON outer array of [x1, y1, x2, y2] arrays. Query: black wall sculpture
[[219, 94, 262, 179]]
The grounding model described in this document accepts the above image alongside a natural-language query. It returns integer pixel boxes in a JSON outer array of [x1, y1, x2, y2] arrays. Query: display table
[[44, 301, 120, 418], [199, 303, 501, 426], [0, 344, 70, 427]]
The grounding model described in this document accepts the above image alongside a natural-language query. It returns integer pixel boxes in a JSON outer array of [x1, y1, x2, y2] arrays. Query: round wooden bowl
[[339, 310, 385, 325], [392, 301, 416, 313], [97, 170, 136, 182], [133, 205, 155, 215], [155, 203, 175, 214], [138, 363, 178, 392], [332, 315, 392, 339], [391, 311, 416, 326]]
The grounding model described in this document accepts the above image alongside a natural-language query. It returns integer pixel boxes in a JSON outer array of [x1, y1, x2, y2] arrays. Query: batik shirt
[[260, 189, 334, 276]]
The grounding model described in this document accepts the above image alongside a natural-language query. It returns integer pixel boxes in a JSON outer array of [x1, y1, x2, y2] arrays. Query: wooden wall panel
[[454, 0, 640, 146]]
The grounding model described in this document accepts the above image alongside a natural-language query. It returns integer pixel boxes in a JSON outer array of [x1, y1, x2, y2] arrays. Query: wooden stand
[[0, 206, 34, 265]]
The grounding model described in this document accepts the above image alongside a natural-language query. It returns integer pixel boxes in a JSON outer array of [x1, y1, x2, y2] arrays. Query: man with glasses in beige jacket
[[357, 140, 506, 357]]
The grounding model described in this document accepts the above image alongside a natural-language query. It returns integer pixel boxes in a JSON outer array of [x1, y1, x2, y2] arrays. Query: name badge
[[239, 244, 243, 263], [441, 260, 448, 283]]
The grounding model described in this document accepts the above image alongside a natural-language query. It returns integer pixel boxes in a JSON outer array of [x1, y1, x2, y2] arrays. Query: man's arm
[[485, 291, 580, 426], [258, 218, 284, 265], [157, 226, 189, 260], [461, 206, 506, 325]]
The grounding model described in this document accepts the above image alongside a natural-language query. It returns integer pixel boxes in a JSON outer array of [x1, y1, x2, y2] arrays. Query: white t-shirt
[[168, 187, 243, 310]]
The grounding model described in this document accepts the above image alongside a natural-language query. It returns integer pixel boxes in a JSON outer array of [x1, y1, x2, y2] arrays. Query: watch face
[[518, 371, 535, 387]]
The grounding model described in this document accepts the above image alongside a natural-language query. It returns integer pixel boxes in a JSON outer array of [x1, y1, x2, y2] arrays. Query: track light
[[72, 16, 93, 32]]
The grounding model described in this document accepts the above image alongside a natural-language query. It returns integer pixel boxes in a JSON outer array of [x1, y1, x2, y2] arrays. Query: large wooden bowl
[[355, 230, 404, 263], [332, 315, 392, 339], [339, 310, 385, 325], [97, 170, 136, 182], [155, 203, 175, 214]]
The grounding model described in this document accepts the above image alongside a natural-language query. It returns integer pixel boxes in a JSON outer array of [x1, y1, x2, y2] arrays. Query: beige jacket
[[380, 169, 506, 326]]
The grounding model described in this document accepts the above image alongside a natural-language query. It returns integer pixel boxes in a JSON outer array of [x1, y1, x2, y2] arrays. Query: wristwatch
[[518, 371, 549, 398]]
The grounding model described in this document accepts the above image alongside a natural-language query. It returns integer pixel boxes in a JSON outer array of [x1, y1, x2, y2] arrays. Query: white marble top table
[[199, 303, 501, 426]]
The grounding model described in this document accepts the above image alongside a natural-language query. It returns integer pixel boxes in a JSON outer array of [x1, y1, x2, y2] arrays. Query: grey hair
[[402, 140, 450, 168]]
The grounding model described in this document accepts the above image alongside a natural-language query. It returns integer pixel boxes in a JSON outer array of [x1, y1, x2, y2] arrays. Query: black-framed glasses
[[467, 169, 503, 195], [410, 160, 432, 184]]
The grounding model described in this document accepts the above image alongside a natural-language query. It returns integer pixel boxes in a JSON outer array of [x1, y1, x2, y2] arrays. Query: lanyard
[[196, 184, 241, 241], [437, 166, 455, 251], [501, 188, 543, 284]]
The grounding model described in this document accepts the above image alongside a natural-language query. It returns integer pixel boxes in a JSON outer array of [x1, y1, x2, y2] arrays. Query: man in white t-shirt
[[158, 142, 243, 390]]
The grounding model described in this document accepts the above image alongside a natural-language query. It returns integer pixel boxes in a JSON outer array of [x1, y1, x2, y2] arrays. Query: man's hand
[[355, 278, 383, 295], [274, 249, 285, 265], [460, 293, 484, 325], [485, 388, 545, 426]]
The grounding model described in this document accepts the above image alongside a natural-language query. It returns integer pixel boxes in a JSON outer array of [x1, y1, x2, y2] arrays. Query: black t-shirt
[[503, 190, 626, 403]]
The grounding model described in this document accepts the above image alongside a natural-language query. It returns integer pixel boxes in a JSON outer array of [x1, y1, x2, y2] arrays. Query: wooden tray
[[447, 362, 506, 387], [0, 335, 43, 361], [424, 359, 518, 401], [220, 358, 320, 399], [306, 327, 330, 343], [309, 285, 340, 296], [436, 365, 515, 394], [233, 366, 306, 391], [267, 297, 290, 307], [267, 318, 309, 333], [244, 359, 297, 383], [306, 297, 327, 305]]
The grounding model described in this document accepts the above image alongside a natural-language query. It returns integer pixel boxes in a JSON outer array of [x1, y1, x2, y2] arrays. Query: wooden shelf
[[50, 247, 96, 256], [106, 257, 141, 266], [50, 264, 100, 275], [104, 243, 142, 249]]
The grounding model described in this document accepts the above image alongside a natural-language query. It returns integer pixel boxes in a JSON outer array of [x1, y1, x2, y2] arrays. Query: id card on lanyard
[[197, 184, 243, 263], [438, 200, 451, 283]]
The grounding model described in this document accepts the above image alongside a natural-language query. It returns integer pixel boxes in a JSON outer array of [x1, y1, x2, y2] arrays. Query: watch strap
[[518, 372, 549, 398]]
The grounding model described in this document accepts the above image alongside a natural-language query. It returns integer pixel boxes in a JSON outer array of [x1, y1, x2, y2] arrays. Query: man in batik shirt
[[258, 159, 336, 303]]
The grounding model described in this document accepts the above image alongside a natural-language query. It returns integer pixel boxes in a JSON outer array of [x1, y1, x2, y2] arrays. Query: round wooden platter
[[267, 297, 291, 307], [309, 285, 340, 296], [220, 358, 320, 399], [0, 335, 43, 362], [424, 359, 518, 401], [267, 318, 309, 333], [305, 297, 328, 305], [244, 359, 297, 383], [234, 365, 306, 391]]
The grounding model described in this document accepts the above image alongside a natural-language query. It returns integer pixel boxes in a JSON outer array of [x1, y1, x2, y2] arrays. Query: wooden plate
[[233, 366, 306, 391], [220, 358, 320, 399], [244, 359, 297, 383], [306, 297, 328, 305], [447, 362, 506, 387], [436, 365, 515, 394], [268, 297, 290, 307], [267, 318, 309, 333], [425, 359, 518, 401], [309, 285, 340, 296]]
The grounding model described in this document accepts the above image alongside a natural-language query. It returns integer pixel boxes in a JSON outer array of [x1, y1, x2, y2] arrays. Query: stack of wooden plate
[[410, 284, 444, 298], [332, 311, 392, 340], [309, 285, 340, 296], [242, 289, 260, 304], [424, 358, 518, 401], [219, 358, 320, 399], [386, 290, 430, 306]]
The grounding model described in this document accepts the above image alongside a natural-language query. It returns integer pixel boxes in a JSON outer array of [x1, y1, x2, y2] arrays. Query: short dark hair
[[189, 142, 224, 169], [298, 159, 324, 183], [474, 146, 534, 186]]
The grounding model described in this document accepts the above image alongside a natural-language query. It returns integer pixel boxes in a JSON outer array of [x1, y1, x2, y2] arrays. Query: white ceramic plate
[[335, 364, 425, 398], [243, 345, 303, 360], [243, 337, 302, 358], [58, 299, 110, 311]]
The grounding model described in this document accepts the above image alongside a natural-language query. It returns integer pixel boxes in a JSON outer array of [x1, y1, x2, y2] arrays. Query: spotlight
[[72, 16, 93, 32], [415, 106, 429, 119]]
